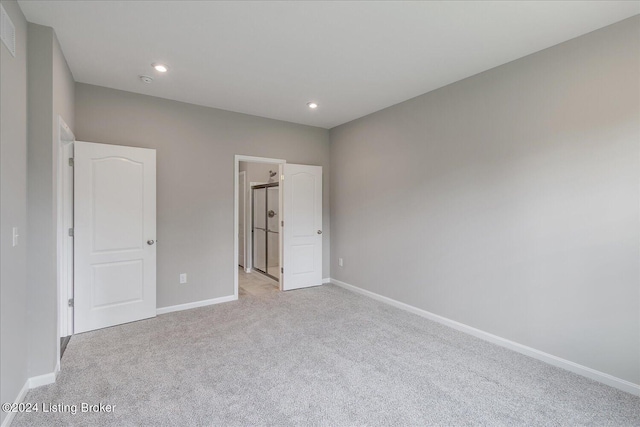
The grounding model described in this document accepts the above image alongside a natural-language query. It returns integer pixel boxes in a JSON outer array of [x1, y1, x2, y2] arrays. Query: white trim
[[238, 171, 247, 269], [58, 115, 74, 142], [2, 367, 62, 426], [277, 166, 284, 292], [330, 278, 640, 397], [234, 155, 286, 300], [27, 371, 57, 389], [322, 277, 330, 284], [56, 116, 75, 378], [1, 380, 29, 427], [156, 295, 237, 315]]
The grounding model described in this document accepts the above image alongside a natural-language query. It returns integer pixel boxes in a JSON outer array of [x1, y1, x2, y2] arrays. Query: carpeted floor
[[12, 284, 640, 426]]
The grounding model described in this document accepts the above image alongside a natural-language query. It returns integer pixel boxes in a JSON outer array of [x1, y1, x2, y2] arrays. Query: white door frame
[[234, 155, 285, 298], [56, 115, 75, 366], [238, 170, 246, 269]]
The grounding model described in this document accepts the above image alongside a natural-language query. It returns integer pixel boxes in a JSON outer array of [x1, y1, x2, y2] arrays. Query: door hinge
[[68, 158, 74, 167], [281, 267, 283, 274], [68, 228, 74, 237], [281, 220, 284, 227], [68, 298, 74, 308]]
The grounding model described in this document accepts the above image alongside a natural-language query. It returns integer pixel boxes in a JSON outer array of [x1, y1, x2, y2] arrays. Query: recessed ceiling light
[[307, 102, 318, 109], [153, 63, 168, 73]]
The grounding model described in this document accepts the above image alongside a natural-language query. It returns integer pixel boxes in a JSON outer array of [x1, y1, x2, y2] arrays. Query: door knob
[[317, 230, 322, 235], [147, 240, 155, 245]]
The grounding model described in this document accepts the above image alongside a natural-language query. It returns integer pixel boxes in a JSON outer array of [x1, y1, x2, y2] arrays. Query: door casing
[[56, 115, 75, 369], [238, 171, 246, 268]]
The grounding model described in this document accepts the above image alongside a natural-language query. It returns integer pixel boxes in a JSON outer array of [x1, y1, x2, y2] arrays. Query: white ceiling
[[18, 1, 639, 129]]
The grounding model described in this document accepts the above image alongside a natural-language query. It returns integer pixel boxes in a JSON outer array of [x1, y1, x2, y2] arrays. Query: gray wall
[[0, 0, 29, 422], [330, 16, 640, 384], [26, 23, 75, 378], [75, 83, 330, 309], [240, 161, 278, 185]]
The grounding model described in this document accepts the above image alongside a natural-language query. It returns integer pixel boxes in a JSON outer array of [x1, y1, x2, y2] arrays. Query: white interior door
[[280, 164, 322, 291], [74, 141, 156, 333], [238, 171, 246, 267]]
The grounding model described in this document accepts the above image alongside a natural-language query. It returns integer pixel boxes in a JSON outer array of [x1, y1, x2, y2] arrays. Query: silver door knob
[[317, 230, 322, 235], [147, 240, 155, 245]]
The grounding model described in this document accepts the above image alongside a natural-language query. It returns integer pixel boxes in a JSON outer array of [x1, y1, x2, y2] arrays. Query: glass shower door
[[252, 187, 266, 273], [267, 186, 280, 279], [252, 183, 279, 281]]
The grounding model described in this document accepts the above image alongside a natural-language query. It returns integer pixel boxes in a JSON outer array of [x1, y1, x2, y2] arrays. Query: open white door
[[280, 164, 322, 291], [74, 141, 156, 333]]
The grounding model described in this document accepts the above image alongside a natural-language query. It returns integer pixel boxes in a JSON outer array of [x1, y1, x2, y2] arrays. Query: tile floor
[[238, 266, 280, 297]]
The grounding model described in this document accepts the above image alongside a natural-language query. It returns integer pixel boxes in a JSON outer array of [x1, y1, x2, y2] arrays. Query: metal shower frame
[[251, 182, 280, 281]]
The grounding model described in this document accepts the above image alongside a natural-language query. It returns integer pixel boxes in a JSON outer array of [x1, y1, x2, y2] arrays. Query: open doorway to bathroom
[[237, 159, 282, 297], [251, 182, 280, 281]]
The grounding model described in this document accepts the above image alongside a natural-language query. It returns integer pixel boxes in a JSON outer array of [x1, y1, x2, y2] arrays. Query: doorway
[[234, 155, 324, 298], [236, 158, 284, 297], [234, 156, 285, 298], [57, 137, 157, 362]]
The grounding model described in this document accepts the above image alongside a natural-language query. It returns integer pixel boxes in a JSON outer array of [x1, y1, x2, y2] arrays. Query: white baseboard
[[28, 371, 57, 389], [1, 380, 29, 427], [2, 366, 60, 426], [156, 294, 237, 315], [330, 278, 640, 397], [322, 277, 330, 284]]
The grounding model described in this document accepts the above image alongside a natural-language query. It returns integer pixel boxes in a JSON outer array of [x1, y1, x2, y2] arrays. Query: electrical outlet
[[179, 273, 187, 284], [338, 258, 343, 267]]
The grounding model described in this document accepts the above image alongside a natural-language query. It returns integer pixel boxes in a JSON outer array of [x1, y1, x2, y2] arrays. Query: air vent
[[1, 4, 16, 57]]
